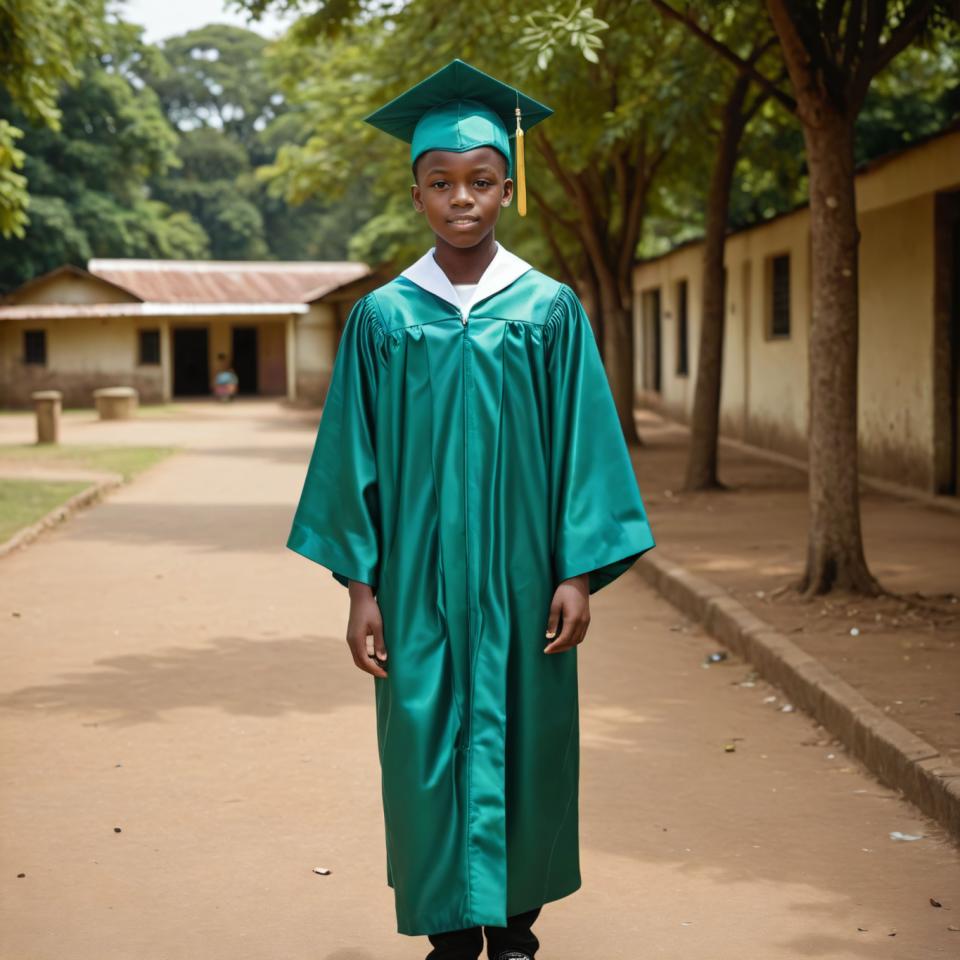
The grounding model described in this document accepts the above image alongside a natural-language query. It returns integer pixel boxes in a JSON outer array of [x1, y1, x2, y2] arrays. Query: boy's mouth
[[448, 215, 480, 225]]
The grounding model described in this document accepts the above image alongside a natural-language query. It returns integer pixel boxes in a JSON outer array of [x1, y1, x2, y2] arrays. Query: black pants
[[425, 906, 541, 960]]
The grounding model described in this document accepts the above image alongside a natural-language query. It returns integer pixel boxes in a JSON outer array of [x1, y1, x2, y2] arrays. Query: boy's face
[[411, 146, 514, 249]]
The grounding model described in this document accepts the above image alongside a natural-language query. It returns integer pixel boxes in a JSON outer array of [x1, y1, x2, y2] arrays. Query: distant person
[[285, 60, 655, 960], [213, 354, 239, 402]]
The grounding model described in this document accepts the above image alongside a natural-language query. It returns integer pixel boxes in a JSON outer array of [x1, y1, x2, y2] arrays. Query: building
[[0, 259, 376, 408], [632, 127, 960, 496]]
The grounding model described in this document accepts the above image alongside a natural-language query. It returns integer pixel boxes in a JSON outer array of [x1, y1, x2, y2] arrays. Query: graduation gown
[[287, 242, 655, 936]]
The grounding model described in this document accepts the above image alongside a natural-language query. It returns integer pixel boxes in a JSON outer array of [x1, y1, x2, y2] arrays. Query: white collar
[[400, 241, 532, 319]]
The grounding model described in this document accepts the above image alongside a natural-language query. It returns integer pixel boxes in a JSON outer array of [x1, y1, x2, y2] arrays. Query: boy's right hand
[[346, 580, 388, 679]]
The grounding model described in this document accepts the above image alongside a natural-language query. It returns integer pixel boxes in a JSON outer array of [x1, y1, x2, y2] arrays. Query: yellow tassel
[[514, 106, 527, 217]]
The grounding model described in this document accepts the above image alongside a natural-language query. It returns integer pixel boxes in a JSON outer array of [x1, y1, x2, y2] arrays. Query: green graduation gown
[[287, 243, 655, 936]]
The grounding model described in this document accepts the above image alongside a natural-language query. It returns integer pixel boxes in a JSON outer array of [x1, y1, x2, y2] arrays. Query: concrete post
[[93, 386, 139, 420], [31, 390, 62, 445], [285, 314, 298, 402]]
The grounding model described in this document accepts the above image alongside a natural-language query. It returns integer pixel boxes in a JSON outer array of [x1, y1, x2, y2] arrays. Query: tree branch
[[528, 184, 580, 236], [869, 0, 936, 77], [840, 0, 865, 77], [650, 0, 797, 112], [534, 131, 579, 202], [766, 0, 826, 122]]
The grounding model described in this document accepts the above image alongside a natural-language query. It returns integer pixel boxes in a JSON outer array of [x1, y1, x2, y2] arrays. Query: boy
[[286, 59, 655, 960]]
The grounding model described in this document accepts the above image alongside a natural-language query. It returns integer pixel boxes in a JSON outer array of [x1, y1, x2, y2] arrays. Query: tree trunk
[[598, 274, 640, 446], [799, 109, 880, 595], [684, 72, 751, 491]]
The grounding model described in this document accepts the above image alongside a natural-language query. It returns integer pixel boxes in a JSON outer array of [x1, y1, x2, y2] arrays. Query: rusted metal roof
[[0, 302, 309, 321], [87, 259, 370, 304]]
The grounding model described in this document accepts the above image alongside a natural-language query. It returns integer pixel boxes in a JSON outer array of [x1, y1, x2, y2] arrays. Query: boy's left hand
[[544, 573, 590, 654]]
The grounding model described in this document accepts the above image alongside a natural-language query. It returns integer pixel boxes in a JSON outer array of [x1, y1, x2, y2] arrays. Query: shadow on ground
[[0, 634, 370, 726], [64, 502, 300, 553]]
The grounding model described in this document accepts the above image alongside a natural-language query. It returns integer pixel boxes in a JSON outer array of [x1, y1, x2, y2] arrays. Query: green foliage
[[0, 18, 208, 292], [142, 24, 282, 153], [515, 0, 608, 70], [0, 120, 28, 237], [145, 21, 371, 261], [856, 39, 960, 162], [0, 0, 106, 235]]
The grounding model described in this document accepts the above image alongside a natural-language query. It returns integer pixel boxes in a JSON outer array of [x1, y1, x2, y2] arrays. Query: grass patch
[[0, 403, 184, 417], [0, 444, 176, 481], [135, 404, 184, 417], [0, 478, 90, 542]]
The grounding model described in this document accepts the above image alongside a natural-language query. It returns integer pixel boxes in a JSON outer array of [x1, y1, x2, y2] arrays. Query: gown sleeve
[[546, 283, 655, 595], [286, 294, 384, 592]]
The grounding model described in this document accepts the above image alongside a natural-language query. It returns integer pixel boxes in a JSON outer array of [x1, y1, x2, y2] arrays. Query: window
[[675, 279, 689, 376], [770, 253, 790, 338], [23, 329, 46, 365], [139, 328, 161, 365]]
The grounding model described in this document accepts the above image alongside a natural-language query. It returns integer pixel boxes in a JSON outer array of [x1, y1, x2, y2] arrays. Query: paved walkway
[[0, 401, 957, 959]]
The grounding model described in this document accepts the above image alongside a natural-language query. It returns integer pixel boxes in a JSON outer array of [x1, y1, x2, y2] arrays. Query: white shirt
[[399, 242, 534, 321], [452, 283, 478, 308]]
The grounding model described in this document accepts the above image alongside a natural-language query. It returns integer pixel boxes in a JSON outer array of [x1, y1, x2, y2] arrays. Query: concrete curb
[[635, 553, 960, 844], [0, 475, 124, 560]]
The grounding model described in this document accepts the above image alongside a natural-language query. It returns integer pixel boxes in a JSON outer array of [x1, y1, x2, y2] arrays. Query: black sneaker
[[495, 953, 532, 960]]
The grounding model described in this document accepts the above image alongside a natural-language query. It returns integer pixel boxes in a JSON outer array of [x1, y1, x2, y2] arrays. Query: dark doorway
[[934, 191, 960, 496], [231, 326, 259, 395], [642, 287, 662, 393], [173, 327, 210, 396], [950, 209, 959, 494]]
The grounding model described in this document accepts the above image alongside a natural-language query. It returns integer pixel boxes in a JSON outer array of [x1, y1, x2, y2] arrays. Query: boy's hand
[[544, 573, 590, 654], [346, 580, 388, 679]]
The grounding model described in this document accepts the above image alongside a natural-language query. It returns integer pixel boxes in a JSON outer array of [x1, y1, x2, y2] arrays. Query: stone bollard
[[31, 390, 63, 444], [93, 386, 139, 420]]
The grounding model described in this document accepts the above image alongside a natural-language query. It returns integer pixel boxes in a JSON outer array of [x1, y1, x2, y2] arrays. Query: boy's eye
[[474, 179, 491, 188], [430, 180, 448, 189]]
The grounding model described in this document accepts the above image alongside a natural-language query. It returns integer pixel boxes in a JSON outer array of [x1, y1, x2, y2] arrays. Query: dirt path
[[631, 412, 960, 770], [1, 401, 957, 959]]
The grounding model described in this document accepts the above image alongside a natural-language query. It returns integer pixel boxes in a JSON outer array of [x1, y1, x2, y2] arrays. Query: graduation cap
[[363, 59, 553, 217]]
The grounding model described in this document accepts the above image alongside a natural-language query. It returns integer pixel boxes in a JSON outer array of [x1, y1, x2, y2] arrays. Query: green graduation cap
[[363, 59, 553, 216]]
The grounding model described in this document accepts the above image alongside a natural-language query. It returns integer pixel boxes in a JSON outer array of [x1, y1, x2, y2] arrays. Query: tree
[[0, 0, 106, 236], [243, 0, 710, 445], [652, 1, 792, 491], [0, 19, 208, 292], [654, 0, 959, 594], [144, 22, 371, 260], [766, 0, 958, 595], [142, 24, 282, 156]]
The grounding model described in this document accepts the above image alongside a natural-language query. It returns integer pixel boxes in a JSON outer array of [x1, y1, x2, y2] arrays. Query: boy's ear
[[411, 183, 425, 213], [501, 176, 514, 207]]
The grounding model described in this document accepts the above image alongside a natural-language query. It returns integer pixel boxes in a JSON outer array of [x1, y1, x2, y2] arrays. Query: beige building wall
[[857, 193, 935, 488], [9, 272, 136, 306], [0, 316, 164, 407], [295, 302, 340, 403], [632, 130, 960, 493]]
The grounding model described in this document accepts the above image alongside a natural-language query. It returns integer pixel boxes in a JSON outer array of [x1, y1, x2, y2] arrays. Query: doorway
[[934, 190, 960, 495], [951, 207, 959, 494], [641, 287, 662, 393], [173, 327, 210, 396], [231, 326, 259, 396]]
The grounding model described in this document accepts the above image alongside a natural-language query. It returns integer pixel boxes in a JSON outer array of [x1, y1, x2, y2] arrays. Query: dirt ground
[[0, 401, 958, 959], [632, 412, 960, 768]]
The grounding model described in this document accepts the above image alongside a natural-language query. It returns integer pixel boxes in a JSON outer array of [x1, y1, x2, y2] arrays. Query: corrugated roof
[[87, 259, 370, 304], [0, 302, 310, 321]]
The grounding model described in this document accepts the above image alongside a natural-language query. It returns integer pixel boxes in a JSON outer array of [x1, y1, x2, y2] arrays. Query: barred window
[[675, 279, 689, 376], [24, 329, 46, 365], [139, 329, 161, 365], [770, 254, 790, 338]]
